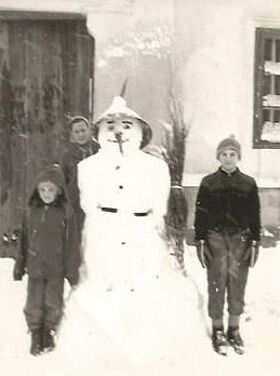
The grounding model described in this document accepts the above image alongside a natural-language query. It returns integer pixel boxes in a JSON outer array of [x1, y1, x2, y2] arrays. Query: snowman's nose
[[114, 130, 123, 139]]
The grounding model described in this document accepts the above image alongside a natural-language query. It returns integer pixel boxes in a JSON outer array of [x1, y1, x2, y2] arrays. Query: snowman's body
[[78, 148, 170, 291]]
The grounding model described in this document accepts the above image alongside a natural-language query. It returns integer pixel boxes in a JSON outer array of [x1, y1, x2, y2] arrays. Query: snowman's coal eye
[[108, 125, 115, 131], [122, 120, 133, 129]]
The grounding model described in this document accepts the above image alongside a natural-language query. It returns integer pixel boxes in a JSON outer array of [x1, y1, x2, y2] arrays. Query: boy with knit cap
[[194, 135, 261, 355], [13, 164, 81, 356]]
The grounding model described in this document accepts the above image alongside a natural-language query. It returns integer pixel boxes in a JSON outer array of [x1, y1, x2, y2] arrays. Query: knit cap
[[216, 135, 241, 159], [36, 164, 66, 190]]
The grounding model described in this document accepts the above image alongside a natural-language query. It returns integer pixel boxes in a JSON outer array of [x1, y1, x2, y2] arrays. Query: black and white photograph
[[0, 0, 280, 375]]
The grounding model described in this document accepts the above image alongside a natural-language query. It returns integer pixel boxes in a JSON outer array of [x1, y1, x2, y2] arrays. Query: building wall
[[174, 0, 280, 185], [173, 0, 280, 227]]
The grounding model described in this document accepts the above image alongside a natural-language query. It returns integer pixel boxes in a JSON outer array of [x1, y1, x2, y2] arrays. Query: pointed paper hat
[[94, 96, 152, 148]]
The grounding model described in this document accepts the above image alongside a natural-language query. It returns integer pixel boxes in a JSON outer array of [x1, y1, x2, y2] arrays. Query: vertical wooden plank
[[0, 22, 14, 238]]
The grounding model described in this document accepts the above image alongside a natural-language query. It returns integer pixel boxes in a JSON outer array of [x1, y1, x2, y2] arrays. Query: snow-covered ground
[[0, 244, 279, 376]]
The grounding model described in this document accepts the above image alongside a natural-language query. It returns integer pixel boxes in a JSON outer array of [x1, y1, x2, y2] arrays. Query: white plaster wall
[[175, 0, 280, 186], [86, 0, 174, 144]]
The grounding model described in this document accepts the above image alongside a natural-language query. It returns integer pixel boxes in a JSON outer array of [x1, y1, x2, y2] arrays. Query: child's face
[[218, 149, 239, 172], [38, 181, 60, 204], [71, 121, 92, 146]]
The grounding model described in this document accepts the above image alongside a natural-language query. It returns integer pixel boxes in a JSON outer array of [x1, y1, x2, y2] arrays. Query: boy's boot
[[30, 329, 42, 356], [211, 327, 228, 356], [42, 328, 56, 352], [227, 326, 245, 355]]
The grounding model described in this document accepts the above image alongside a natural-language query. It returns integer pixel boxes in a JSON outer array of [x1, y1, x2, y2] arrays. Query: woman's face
[[71, 121, 92, 145], [98, 116, 142, 152]]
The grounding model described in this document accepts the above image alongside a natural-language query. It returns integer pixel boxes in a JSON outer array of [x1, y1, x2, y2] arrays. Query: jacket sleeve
[[194, 179, 210, 241], [248, 180, 261, 241], [64, 210, 81, 286], [60, 152, 81, 213], [13, 212, 28, 279], [60, 152, 71, 186]]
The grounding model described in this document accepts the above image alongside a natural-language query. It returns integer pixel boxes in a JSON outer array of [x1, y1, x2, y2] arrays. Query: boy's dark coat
[[13, 166, 81, 286], [194, 167, 261, 241]]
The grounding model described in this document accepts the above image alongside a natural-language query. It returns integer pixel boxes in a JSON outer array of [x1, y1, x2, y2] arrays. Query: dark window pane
[[264, 74, 272, 95], [263, 109, 270, 122], [265, 38, 273, 61], [273, 109, 280, 122], [276, 39, 280, 62], [275, 76, 280, 94]]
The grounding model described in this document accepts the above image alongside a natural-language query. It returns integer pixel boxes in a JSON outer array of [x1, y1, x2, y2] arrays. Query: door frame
[[0, 11, 85, 21]]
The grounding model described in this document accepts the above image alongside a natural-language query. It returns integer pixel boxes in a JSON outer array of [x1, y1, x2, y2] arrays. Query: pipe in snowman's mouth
[[115, 133, 126, 153]]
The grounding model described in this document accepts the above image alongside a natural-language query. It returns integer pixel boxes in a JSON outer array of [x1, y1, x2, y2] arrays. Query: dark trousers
[[24, 277, 64, 331], [206, 230, 250, 320]]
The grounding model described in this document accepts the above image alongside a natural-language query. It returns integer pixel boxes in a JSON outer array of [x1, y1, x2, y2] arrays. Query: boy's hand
[[196, 240, 212, 268], [70, 284, 78, 292], [243, 240, 260, 268], [67, 276, 79, 288]]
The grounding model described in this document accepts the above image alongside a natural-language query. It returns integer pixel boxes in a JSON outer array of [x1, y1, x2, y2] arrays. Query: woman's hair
[[68, 116, 91, 131]]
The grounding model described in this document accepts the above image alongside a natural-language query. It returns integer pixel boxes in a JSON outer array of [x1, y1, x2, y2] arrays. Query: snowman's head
[[94, 97, 152, 153], [98, 116, 143, 152]]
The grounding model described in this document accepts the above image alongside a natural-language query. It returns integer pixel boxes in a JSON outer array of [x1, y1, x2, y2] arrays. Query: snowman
[[77, 96, 171, 292], [55, 97, 198, 370]]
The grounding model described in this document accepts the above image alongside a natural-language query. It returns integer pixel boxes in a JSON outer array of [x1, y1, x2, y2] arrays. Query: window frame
[[253, 27, 280, 149]]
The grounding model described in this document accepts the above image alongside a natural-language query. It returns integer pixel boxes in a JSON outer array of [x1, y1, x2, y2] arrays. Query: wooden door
[[0, 15, 94, 252]]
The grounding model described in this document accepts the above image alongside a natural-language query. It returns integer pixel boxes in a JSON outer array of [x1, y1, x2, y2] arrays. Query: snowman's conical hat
[[94, 96, 152, 148]]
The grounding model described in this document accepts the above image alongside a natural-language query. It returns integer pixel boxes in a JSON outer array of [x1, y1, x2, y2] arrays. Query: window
[[254, 27, 280, 148]]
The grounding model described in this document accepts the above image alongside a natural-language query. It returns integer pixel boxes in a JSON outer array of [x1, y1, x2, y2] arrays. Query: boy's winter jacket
[[194, 168, 261, 241], [13, 165, 81, 286]]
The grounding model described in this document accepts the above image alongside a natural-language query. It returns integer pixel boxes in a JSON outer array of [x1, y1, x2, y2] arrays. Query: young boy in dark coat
[[60, 117, 99, 239], [13, 164, 81, 356], [194, 135, 261, 356]]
